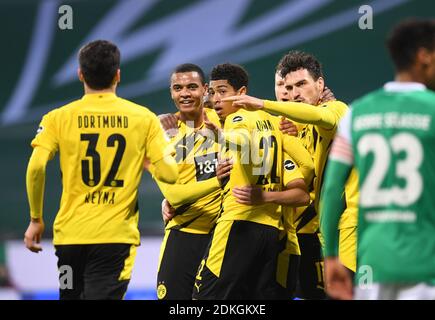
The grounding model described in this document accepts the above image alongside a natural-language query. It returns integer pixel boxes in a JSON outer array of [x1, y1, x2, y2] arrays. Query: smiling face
[[284, 68, 324, 105], [170, 71, 206, 116], [208, 79, 244, 120]]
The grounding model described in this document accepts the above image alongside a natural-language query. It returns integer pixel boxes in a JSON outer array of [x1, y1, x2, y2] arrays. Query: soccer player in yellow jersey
[[24, 40, 178, 300], [149, 64, 223, 300], [193, 63, 314, 299], [273, 70, 304, 299], [222, 51, 359, 299], [207, 70, 307, 299], [222, 69, 336, 300], [228, 151, 309, 299]]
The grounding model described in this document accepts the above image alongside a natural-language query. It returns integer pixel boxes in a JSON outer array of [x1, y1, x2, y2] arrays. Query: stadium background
[[0, 0, 433, 299]]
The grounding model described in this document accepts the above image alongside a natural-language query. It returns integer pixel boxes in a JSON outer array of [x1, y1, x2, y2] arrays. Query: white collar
[[384, 81, 426, 92]]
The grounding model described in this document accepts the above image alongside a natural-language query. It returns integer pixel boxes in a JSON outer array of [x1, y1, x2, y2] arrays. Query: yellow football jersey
[[290, 101, 356, 233], [31, 93, 169, 245], [301, 101, 348, 210], [340, 168, 359, 228], [294, 123, 319, 234], [162, 108, 222, 234], [297, 103, 359, 230], [281, 152, 304, 255], [218, 109, 313, 229]]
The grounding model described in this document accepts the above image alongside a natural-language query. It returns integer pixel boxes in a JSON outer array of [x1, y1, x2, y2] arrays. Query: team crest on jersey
[[157, 283, 167, 299], [232, 116, 243, 123], [284, 159, 295, 171], [36, 126, 44, 134]]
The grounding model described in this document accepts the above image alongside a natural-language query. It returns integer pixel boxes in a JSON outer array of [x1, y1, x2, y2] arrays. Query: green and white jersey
[[340, 82, 435, 284]]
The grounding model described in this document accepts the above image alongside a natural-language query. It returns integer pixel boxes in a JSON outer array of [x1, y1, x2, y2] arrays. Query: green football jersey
[[347, 82, 435, 284]]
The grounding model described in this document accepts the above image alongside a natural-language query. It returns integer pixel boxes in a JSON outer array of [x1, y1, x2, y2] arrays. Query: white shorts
[[354, 283, 435, 300]]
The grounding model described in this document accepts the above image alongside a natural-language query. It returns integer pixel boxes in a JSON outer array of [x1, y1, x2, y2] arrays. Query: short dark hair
[[172, 63, 206, 84], [210, 63, 249, 90], [78, 40, 120, 90], [387, 18, 435, 71], [277, 50, 323, 80]]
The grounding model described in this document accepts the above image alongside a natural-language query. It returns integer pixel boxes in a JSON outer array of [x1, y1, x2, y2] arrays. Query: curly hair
[[387, 18, 435, 71], [276, 50, 323, 80], [210, 63, 249, 90]]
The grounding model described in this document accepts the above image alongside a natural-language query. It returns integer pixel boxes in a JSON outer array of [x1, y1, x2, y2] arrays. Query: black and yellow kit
[[193, 109, 313, 299], [262, 99, 358, 298], [275, 153, 304, 299], [31, 93, 168, 299], [155, 108, 222, 299]]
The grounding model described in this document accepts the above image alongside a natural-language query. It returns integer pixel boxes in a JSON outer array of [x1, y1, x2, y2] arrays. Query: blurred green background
[[0, 0, 433, 239]]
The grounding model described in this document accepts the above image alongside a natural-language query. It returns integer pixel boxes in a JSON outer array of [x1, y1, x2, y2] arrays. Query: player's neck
[[179, 107, 204, 129], [83, 83, 117, 95], [395, 70, 424, 85]]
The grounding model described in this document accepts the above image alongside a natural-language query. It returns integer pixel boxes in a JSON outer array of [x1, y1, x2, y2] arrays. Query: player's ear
[[77, 68, 84, 82], [237, 86, 247, 95], [115, 69, 121, 84], [416, 47, 432, 68], [317, 76, 325, 93]]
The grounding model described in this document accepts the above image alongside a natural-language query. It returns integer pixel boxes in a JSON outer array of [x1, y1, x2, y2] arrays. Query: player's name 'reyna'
[[78, 115, 129, 129], [84, 190, 116, 205]]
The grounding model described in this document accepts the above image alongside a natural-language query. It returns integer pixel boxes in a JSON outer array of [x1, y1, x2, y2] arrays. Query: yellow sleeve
[[31, 110, 59, 156], [26, 147, 52, 219], [263, 100, 347, 130], [282, 153, 304, 185], [154, 177, 220, 208], [205, 108, 221, 126], [152, 156, 179, 184], [282, 135, 314, 185], [145, 112, 175, 164], [222, 112, 251, 149]]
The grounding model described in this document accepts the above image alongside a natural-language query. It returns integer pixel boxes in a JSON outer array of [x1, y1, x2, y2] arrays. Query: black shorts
[[193, 220, 280, 300], [295, 233, 326, 299], [157, 229, 212, 300], [55, 243, 137, 300]]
